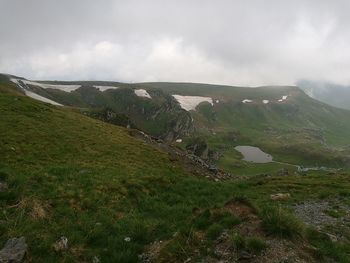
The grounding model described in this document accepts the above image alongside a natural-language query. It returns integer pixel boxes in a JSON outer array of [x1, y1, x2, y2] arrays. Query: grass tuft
[[259, 205, 304, 238]]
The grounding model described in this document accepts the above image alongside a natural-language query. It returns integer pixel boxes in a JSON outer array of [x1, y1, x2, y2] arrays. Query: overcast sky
[[1, 0, 350, 86]]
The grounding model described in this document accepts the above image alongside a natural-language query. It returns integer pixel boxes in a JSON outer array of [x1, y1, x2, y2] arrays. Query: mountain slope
[[138, 82, 350, 167], [0, 81, 235, 262], [6, 76, 193, 141], [5, 75, 350, 170]]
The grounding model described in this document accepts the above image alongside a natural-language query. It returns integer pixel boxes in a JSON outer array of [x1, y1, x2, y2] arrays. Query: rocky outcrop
[[185, 137, 220, 162], [162, 111, 193, 142], [86, 108, 135, 129], [129, 130, 234, 181]]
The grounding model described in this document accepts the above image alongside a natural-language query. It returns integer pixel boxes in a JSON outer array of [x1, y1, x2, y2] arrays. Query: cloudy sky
[[1, 0, 350, 86]]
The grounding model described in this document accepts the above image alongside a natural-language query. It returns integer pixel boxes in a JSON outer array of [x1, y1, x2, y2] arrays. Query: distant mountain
[[297, 80, 350, 110]]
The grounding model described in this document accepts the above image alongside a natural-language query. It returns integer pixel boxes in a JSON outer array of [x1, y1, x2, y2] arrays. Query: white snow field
[[134, 89, 152, 99], [23, 90, 63, 106], [12, 78, 121, 93], [21, 80, 81, 92], [11, 78, 62, 105], [172, 95, 213, 111], [263, 100, 269, 104], [242, 99, 253, 103]]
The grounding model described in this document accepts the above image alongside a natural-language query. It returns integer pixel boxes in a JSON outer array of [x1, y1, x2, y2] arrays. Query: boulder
[[0, 237, 27, 263]]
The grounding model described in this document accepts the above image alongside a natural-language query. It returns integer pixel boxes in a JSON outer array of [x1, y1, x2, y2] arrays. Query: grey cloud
[[1, 0, 350, 86]]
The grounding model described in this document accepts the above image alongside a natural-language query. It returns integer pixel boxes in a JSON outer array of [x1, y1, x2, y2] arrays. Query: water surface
[[235, 146, 273, 163]]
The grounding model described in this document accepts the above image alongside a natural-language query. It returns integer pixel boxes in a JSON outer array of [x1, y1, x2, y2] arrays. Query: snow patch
[[215, 99, 220, 103], [278, 95, 288, 102], [242, 99, 253, 103], [21, 80, 81, 92], [134, 89, 152, 99], [175, 139, 182, 143], [172, 95, 213, 111], [11, 78, 120, 93], [23, 90, 62, 106], [11, 78, 63, 106], [94, 86, 119, 92], [263, 100, 269, 104]]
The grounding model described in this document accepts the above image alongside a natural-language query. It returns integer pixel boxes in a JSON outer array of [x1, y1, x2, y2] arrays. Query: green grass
[[205, 223, 224, 240], [259, 205, 305, 238], [246, 237, 267, 254], [230, 233, 267, 255], [0, 91, 241, 262]]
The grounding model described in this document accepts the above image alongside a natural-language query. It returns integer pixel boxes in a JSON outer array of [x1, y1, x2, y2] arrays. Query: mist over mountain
[[298, 80, 350, 110]]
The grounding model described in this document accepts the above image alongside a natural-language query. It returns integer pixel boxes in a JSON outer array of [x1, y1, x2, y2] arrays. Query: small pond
[[234, 146, 273, 163]]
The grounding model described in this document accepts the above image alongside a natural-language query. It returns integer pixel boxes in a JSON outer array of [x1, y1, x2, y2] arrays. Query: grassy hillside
[[1, 81, 350, 262]]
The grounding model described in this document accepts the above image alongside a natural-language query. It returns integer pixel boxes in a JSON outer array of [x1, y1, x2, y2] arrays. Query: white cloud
[[2, 0, 350, 86]]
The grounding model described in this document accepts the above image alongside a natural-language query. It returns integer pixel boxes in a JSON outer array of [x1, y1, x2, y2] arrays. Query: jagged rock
[[186, 138, 209, 159], [270, 193, 290, 201], [53, 236, 68, 252], [208, 165, 218, 174], [0, 237, 27, 263], [209, 150, 220, 161]]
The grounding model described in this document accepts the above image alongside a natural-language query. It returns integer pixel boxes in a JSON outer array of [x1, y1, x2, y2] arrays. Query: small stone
[[325, 233, 338, 242], [124, 237, 131, 242], [92, 256, 100, 263], [53, 236, 68, 252], [0, 237, 27, 263], [270, 193, 290, 201], [239, 251, 252, 259]]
